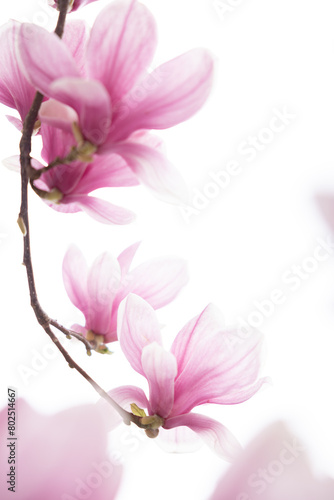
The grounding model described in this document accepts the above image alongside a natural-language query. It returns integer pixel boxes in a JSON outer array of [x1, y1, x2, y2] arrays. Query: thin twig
[[18, 0, 142, 429], [50, 319, 93, 354]]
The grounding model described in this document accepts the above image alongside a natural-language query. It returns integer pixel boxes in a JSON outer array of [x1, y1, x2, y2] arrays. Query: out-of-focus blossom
[[106, 294, 266, 460], [17, 0, 214, 202], [0, 399, 122, 500], [209, 422, 334, 500], [316, 194, 334, 230], [49, 0, 99, 12], [62, 243, 189, 349]]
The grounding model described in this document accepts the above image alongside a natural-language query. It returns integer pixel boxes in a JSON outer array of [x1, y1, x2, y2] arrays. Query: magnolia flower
[[62, 243, 188, 350], [0, 20, 87, 130], [49, 0, 99, 12], [17, 0, 214, 202], [209, 422, 334, 500], [0, 399, 122, 500], [106, 294, 266, 459]]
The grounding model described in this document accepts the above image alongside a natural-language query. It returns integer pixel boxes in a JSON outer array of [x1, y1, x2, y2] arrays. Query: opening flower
[[62, 243, 189, 349], [106, 294, 267, 460]]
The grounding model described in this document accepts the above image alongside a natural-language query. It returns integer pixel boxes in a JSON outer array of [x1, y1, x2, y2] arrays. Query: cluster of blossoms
[[1, 0, 268, 480]]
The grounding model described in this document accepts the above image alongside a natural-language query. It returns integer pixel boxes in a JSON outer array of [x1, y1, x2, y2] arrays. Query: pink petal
[[49, 77, 112, 145], [164, 413, 242, 461], [85, 252, 121, 334], [41, 123, 76, 164], [17, 23, 80, 95], [117, 241, 141, 276], [171, 305, 266, 415], [86, 0, 157, 104], [62, 245, 88, 313], [70, 323, 88, 337], [111, 48, 214, 141], [63, 20, 89, 75], [102, 139, 189, 204], [118, 294, 162, 376], [122, 257, 189, 310], [6, 114, 23, 131], [74, 154, 139, 195], [316, 194, 334, 231], [65, 194, 135, 225], [141, 342, 177, 418], [0, 21, 36, 121], [39, 99, 78, 134]]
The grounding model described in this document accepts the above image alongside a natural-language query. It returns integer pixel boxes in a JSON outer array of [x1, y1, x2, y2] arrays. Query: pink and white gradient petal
[[85, 252, 121, 334], [118, 294, 163, 376], [65, 194, 135, 225], [18, 23, 79, 94], [164, 413, 242, 461], [117, 241, 141, 277], [62, 245, 89, 312], [86, 0, 157, 104], [141, 342, 177, 418], [110, 48, 214, 141]]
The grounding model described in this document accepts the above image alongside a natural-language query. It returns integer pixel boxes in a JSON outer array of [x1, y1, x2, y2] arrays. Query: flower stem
[[18, 0, 142, 429]]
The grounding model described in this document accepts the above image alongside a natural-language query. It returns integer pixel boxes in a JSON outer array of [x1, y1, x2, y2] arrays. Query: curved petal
[[65, 194, 135, 225], [171, 305, 266, 415], [62, 245, 89, 313], [102, 139, 189, 204], [0, 21, 36, 121], [117, 241, 141, 276], [39, 99, 78, 134], [63, 20, 89, 75], [97, 385, 149, 430], [74, 154, 139, 195], [6, 115, 23, 131], [17, 23, 80, 95], [123, 257, 189, 309], [164, 413, 242, 461], [41, 123, 76, 164], [86, 0, 157, 104], [111, 48, 214, 141], [85, 252, 121, 334], [49, 77, 112, 145], [141, 342, 177, 418], [118, 294, 162, 376]]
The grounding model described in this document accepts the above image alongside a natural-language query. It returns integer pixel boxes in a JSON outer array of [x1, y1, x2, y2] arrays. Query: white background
[[1, 0, 334, 498]]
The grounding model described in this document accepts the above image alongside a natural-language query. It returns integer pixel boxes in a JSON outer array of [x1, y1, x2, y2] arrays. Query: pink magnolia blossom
[[49, 0, 99, 12], [0, 399, 122, 500], [106, 294, 266, 460], [209, 422, 334, 500], [17, 0, 214, 202], [0, 20, 88, 130], [62, 243, 188, 348]]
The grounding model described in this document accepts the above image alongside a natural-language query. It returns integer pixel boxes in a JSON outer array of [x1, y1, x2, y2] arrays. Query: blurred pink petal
[[0, 21, 36, 123], [0, 400, 122, 500], [39, 99, 78, 134], [63, 20, 89, 74], [165, 413, 242, 461], [209, 422, 334, 500], [142, 342, 177, 418], [316, 194, 334, 231], [86, 0, 157, 103]]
